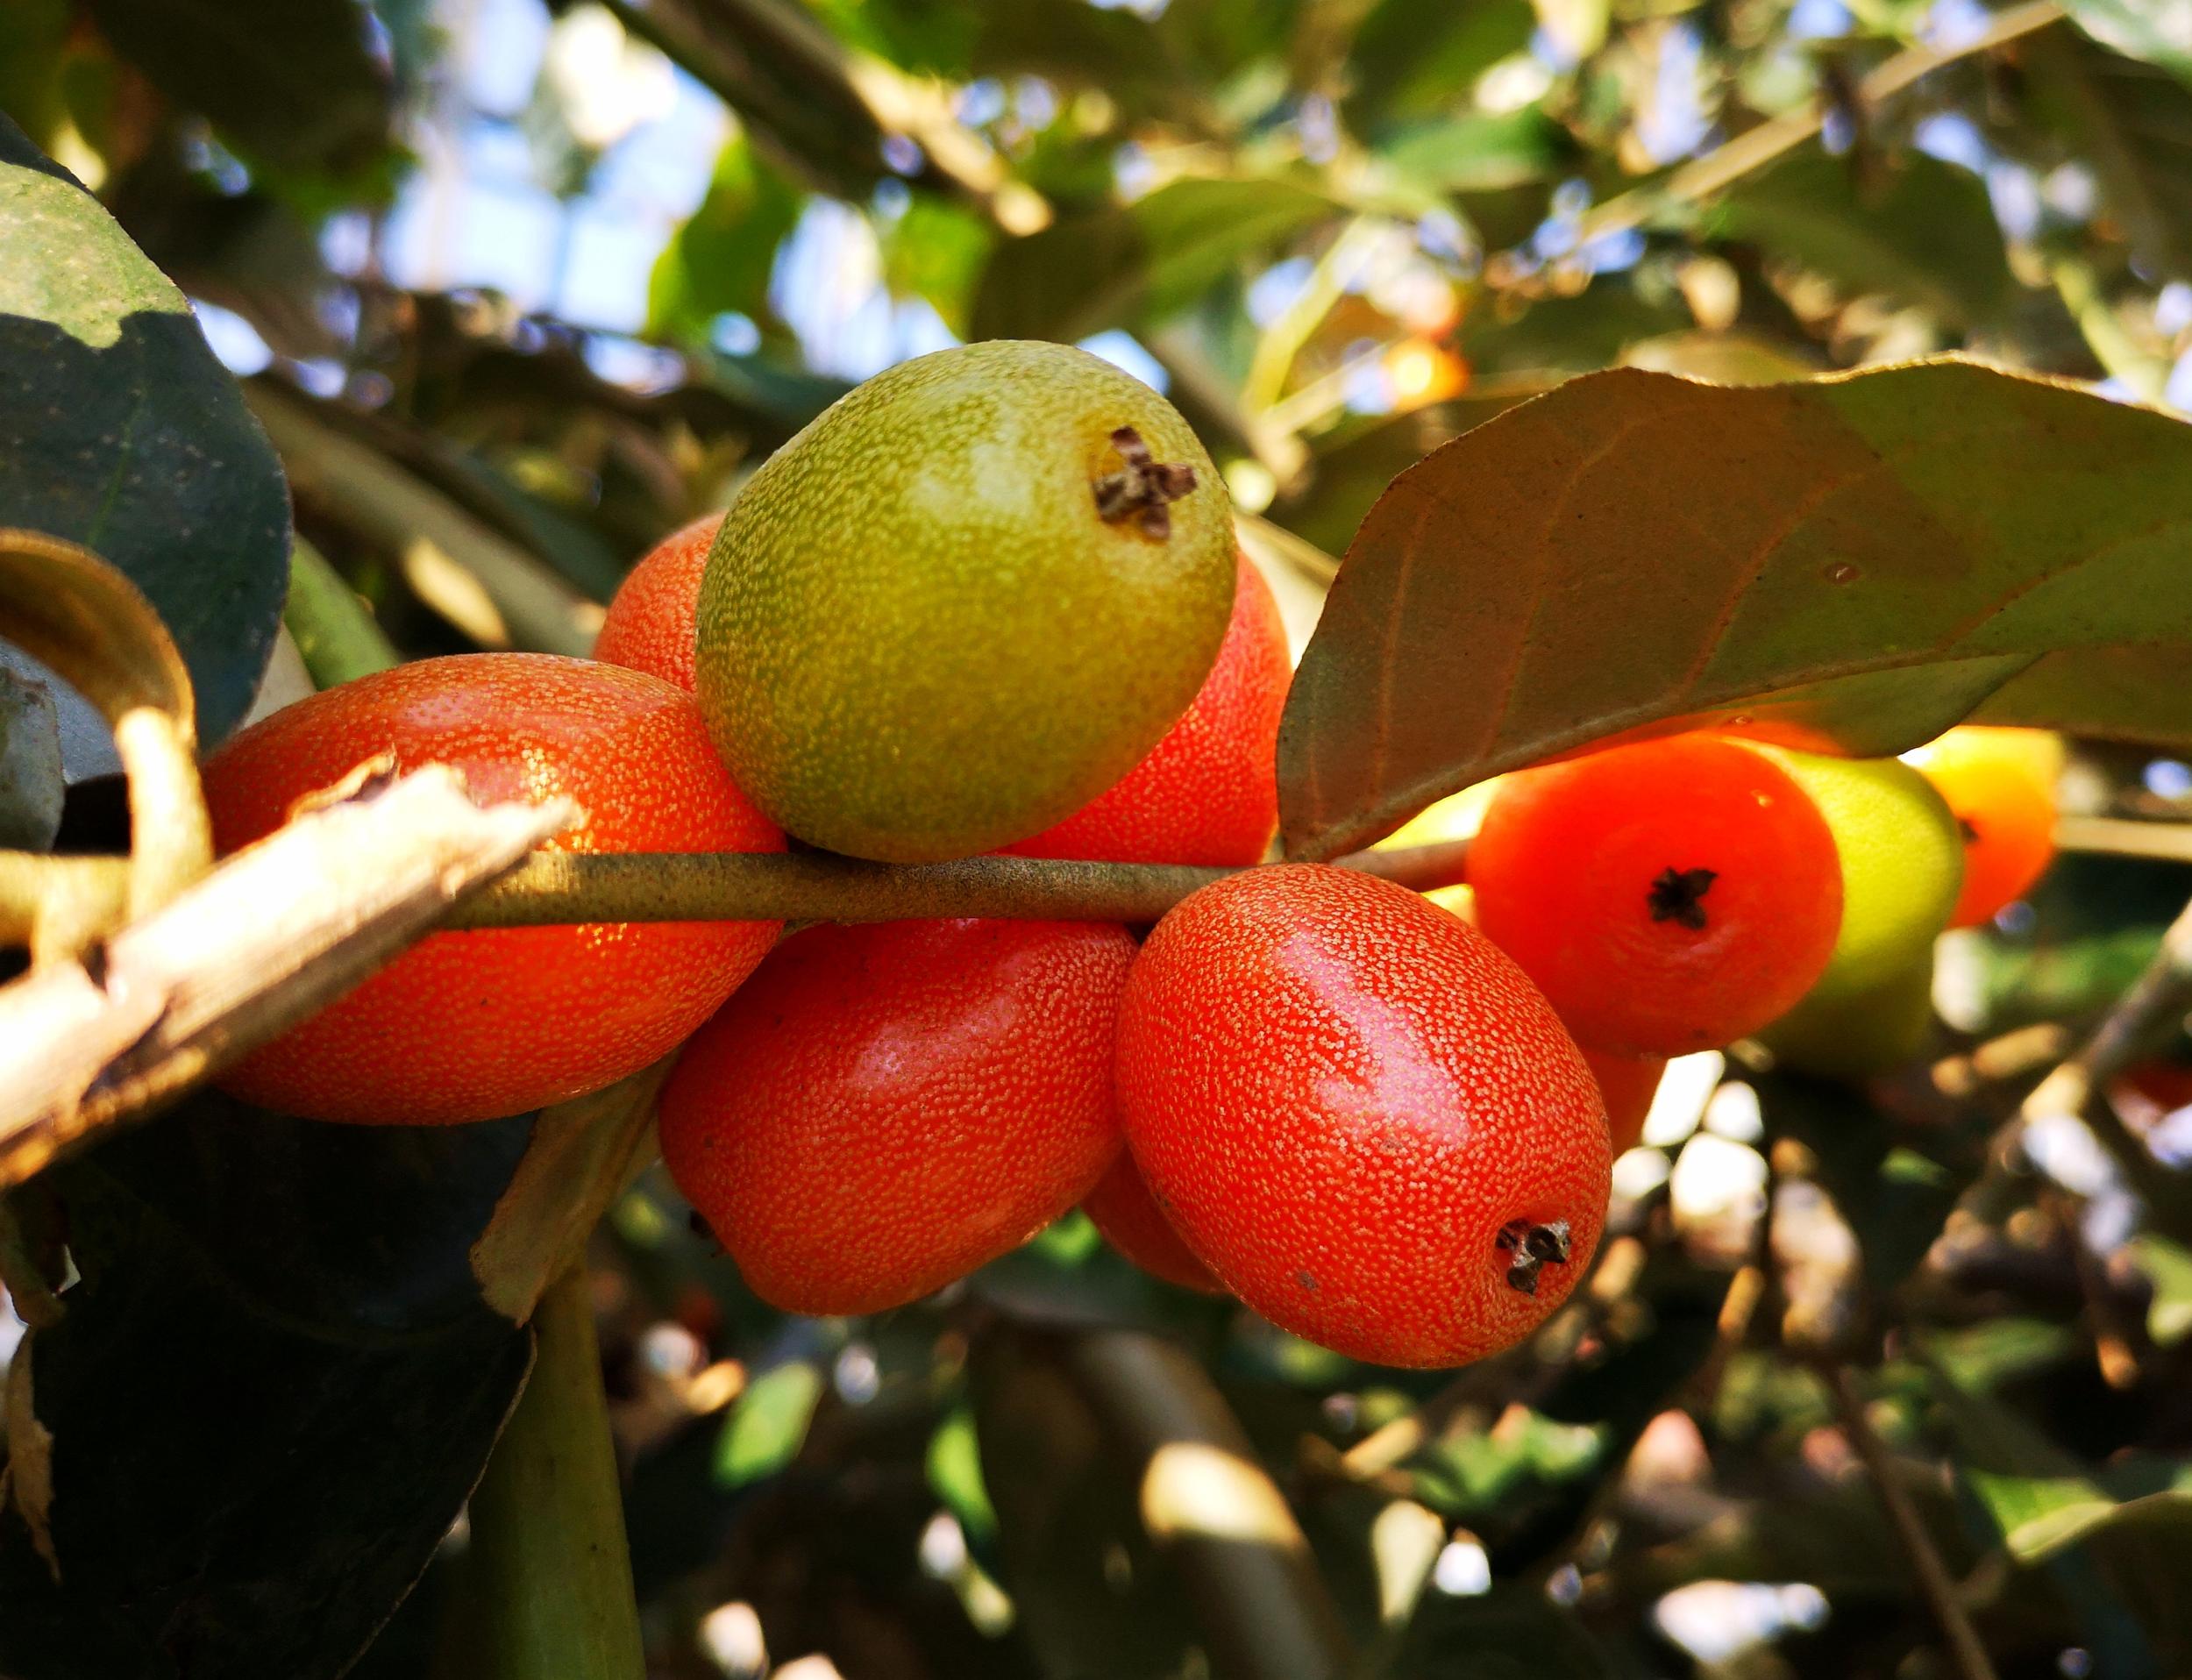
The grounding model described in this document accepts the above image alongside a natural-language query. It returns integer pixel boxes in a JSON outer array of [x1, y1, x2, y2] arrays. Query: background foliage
[[10, 0, 2192, 1676]]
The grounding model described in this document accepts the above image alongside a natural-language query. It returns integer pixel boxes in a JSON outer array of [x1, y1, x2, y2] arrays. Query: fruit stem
[[444, 837, 1474, 930], [460, 1264, 644, 1680]]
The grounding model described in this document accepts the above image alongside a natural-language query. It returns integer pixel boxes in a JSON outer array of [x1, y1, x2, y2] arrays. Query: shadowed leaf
[[0, 1092, 536, 1680], [0, 117, 288, 745]]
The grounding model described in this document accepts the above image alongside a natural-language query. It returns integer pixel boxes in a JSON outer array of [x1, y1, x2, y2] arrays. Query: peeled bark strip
[[0, 767, 568, 1190]]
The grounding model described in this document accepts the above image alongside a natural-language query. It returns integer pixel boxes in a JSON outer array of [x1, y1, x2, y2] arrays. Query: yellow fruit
[[694, 341, 1236, 862], [1759, 954, 1936, 1080], [1747, 746, 1963, 1005]]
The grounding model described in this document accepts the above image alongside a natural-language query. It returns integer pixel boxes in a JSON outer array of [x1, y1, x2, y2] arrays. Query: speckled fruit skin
[[1083, 1150, 1224, 1294], [1116, 865, 1612, 1369], [695, 341, 1235, 864], [1903, 727, 2060, 929], [594, 513, 722, 691], [1469, 736, 1844, 1057], [201, 654, 784, 1125], [1584, 1048, 1665, 1155], [1005, 552, 1290, 867], [660, 917, 1135, 1316]]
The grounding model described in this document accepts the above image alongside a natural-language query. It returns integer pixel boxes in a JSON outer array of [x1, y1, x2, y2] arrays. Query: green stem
[[285, 535, 401, 687], [442, 838, 1473, 930], [465, 1266, 644, 1680]]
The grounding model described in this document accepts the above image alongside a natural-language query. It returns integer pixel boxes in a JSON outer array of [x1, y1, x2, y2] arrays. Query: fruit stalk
[[461, 1265, 644, 1680], [442, 838, 1474, 929]]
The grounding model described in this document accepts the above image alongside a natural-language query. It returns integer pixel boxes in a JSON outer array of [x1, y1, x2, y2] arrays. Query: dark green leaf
[[972, 176, 1339, 341], [82, 0, 395, 177], [1379, 109, 1571, 196], [0, 1092, 535, 1680], [0, 117, 288, 744], [2016, 30, 2192, 281], [1278, 360, 2192, 858], [1340, 0, 1536, 131], [1712, 149, 2015, 329]]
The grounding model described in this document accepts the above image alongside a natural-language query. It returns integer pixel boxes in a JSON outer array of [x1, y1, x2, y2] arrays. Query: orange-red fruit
[[1115, 865, 1611, 1369], [1904, 728, 2060, 929], [1083, 1151, 1225, 1294], [593, 513, 722, 691], [660, 918, 1134, 1316], [1003, 552, 1290, 867], [1469, 735, 1843, 1057], [1584, 1048, 1666, 1155], [202, 653, 784, 1124]]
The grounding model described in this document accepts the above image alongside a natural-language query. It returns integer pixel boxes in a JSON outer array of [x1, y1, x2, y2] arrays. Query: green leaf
[[2131, 1235, 2192, 1345], [2020, 30, 2192, 283], [0, 1092, 535, 1680], [1278, 359, 2192, 859], [0, 117, 288, 744], [2063, 0, 2192, 84], [1711, 149, 2015, 329], [971, 176, 1340, 341], [1966, 1462, 2192, 1563], [1411, 1407, 1609, 1520], [82, 0, 395, 178], [714, 1362, 825, 1488], [882, 192, 995, 338], [1379, 109, 1571, 196], [926, 1406, 1000, 1547], [1340, 0, 1536, 130], [648, 133, 805, 345]]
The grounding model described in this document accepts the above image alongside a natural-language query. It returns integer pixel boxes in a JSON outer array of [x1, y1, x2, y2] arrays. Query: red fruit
[[1583, 1048, 1665, 1155], [1083, 1151, 1225, 1295], [593, 514, 722, 692], [1469, 735, 1843, 1057], [1116, 865, 1610, 1369], [202, 653, 782, 1124], [660, 918, 1134, 1316], [1903, 727, 2060, 929], [1004, 553, 1290, 866]]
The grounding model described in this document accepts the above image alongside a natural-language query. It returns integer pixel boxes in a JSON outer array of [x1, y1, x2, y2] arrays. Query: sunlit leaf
[[715, 1362, 824, 1488], [648, 134, 806, 346], [2063, 0, 2192, 85], [1278, 359, 2192, 858], [927, 1406, 1000, 1547]]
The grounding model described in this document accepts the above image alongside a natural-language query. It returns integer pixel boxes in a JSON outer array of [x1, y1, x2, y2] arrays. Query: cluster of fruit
[[1463, 721, 2060, 1146], [197, 342, 2062, 1370]]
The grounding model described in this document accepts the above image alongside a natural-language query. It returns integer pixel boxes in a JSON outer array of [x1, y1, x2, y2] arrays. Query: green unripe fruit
[[1750, 748, 1963, 1002], [1759, 954, 1936, 1080], [1745, 747, 1961, 1075], [694, 341, 1236, 863]]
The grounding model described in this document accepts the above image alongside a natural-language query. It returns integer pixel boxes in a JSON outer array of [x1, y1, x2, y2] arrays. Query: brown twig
[[1826, 1364, 2001, 1680]]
